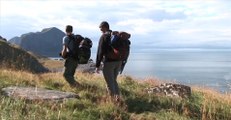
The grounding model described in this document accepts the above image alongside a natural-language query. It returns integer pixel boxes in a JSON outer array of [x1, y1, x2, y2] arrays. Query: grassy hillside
[[0, 69, 230, 120], [0, 40, 48, 73]]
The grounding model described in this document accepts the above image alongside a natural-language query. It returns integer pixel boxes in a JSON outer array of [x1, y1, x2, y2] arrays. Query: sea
[[53, 49, 231, 93], [91, 49, 231, 93]]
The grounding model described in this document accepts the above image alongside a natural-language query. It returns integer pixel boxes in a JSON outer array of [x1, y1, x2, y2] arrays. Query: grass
[[39, 58, 63, 70], [0, 69, 231, 120]]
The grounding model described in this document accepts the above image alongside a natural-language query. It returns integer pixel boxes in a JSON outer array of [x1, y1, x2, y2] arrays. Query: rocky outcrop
[[0, 36, 7, 41], [77, 59, 97, 73], [145, 83, 191, 98], [2, 86, 79, 101]]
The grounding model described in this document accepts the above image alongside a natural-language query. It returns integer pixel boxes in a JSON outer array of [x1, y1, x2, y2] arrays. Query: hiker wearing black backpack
[[61, 25, 82, 88], [95, 21, 131, 102]]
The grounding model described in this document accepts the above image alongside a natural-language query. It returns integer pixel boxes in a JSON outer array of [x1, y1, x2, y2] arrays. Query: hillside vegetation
[[0, 69, 230, 120], [0, 40, 48, 73]]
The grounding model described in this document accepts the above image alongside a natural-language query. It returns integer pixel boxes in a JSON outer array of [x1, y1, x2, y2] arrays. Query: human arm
[[61, 45, 68, 58], [61, 36, 69, 59], [95, 35, 107, 73]]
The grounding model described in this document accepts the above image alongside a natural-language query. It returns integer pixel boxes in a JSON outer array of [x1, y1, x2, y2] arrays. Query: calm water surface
[[119, 50, 231, 93]]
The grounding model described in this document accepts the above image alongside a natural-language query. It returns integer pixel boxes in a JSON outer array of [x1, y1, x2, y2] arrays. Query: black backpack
[[106, 31, 131, 61], [64, 34, 82, 59], [66, 35, 92, 64], [78, 37, 92, 64]]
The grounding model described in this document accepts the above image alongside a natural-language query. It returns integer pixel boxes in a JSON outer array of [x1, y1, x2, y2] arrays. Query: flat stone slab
[[2, 86, 79, 101]]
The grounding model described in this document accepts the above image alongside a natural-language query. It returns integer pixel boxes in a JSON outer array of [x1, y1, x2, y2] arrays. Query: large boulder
[[2, 86, 79, 101]]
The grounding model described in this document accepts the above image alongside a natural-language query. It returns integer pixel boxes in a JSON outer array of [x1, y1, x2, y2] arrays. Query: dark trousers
[[103, 61, 122, 96], [63, 57, 78, 86]]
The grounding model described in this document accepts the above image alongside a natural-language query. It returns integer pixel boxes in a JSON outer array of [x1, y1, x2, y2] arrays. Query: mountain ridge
[[9, 27, 65, 57]]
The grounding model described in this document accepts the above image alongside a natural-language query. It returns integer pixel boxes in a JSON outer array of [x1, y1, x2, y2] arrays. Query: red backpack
[[106, 31, 131, 61]]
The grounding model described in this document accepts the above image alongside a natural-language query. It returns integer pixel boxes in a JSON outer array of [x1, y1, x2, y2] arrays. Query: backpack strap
[[75, 35, 84, 44], [66, 34, 75, 53]]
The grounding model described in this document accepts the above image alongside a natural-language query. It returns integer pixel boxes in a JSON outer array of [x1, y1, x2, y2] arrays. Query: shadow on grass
[[125, 95, 167, 113]]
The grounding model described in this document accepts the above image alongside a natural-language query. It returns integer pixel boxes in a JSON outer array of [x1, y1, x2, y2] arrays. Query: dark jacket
[[96, 30, 120, 68]]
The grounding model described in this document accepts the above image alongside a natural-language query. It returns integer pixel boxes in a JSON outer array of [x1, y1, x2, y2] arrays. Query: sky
[[1, 0, 231, 52]]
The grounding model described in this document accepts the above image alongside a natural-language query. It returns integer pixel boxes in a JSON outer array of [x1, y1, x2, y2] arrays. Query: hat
[[99, 21, 109, 29]]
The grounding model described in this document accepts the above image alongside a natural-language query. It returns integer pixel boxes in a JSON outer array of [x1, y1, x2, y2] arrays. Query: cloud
[[1, 0, 231, 50]]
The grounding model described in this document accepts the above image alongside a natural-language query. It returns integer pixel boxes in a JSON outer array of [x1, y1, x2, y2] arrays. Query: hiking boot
[[70, 82, 83, 89], [112, 95, 127, 109]]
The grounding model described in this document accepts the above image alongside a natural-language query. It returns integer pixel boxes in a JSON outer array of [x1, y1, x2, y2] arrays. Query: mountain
[[0, 40, 48, 73], [9, 27, 65, 57], [9, 36, 21, 45]]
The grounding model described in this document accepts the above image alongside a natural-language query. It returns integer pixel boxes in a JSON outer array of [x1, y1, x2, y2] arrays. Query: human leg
[[63, 57, 79, 87], [112, 61, 122, 96], [103, 61, 122, 96], [103, 62, 116, 96]]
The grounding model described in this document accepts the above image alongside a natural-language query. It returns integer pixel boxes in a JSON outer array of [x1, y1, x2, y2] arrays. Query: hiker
[[95, 21, 122, 101], [61, 25, 81, 88]]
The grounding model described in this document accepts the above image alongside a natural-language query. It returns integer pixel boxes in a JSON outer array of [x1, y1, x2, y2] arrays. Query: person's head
[[99, 21, 109, 33], [65, 25, 73, 35]]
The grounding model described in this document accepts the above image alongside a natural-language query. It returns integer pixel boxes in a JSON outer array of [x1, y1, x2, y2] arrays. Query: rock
[[77, 60, 103, 73], [77, 60, 95, 73], [2, 86, 79, 101], [0, 35, 7, 41], [145, 83, 191, 98]]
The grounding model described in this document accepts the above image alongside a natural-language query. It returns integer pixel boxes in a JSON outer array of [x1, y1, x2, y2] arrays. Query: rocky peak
[[41, 27, 61, 33]]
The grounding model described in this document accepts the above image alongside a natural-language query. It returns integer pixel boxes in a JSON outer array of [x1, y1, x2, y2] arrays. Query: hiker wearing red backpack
[[95, 21, 131, 102]]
